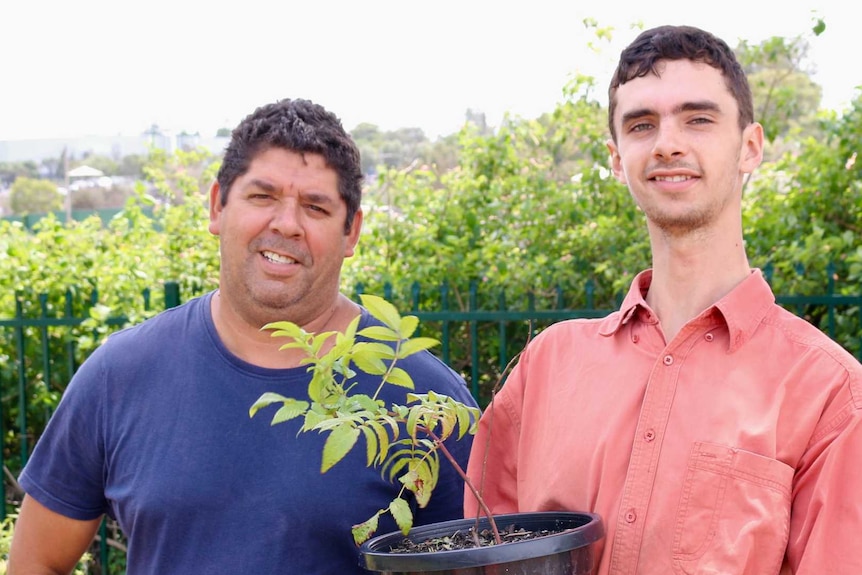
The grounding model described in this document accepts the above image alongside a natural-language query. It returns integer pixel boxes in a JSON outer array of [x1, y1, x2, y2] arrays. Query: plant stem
[[425, 428, 502, 545]]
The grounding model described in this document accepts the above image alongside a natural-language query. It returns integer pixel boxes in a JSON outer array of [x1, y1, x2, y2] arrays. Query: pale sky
[[1, 0, 856, 142]]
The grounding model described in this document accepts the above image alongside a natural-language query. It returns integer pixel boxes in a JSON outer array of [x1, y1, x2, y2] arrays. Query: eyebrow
[[243, 178, 337, 204], [620, 100, 722, 126], [243, 178, 278, 193]]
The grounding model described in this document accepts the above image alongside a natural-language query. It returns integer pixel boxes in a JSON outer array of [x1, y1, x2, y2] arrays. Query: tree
[[9, 177, 62, 215], [0, 161, 39, 186], [736, 17, 827, 153], [352, 123, 434, 175]]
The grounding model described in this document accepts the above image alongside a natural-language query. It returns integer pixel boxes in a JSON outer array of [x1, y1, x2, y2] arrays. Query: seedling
[[249, 294, 496, 545]]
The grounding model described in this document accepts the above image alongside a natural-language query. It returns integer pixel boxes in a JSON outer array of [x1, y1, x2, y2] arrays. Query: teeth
[[263, 251, 297, 264], [654, 175, 691, 182]]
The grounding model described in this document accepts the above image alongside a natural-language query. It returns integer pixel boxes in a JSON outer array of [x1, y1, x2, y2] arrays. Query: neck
[[645, 224, 750, 343], [210, 291, 361, 369]]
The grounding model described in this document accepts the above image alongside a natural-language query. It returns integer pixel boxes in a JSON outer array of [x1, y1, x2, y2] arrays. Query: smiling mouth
[[262, 250, 298, 264], [653, 175, 694, 182]]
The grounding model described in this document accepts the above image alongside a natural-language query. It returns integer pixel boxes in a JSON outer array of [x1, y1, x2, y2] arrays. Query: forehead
[[243, 147, 339, 190], [613, 59, 736, 120]]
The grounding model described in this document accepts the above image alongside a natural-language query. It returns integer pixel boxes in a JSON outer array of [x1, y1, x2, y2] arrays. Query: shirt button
[[632, 334, 640, 343], [704, 333, 714, 342], [663, 354, 673, 366], [625, 509, 637, 523], [644, 429, 656, 442]]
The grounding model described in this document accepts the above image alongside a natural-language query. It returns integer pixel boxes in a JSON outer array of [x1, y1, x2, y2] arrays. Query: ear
[[740, 122, 764, 174], [344, 208, 363, 258], [207, 180, 222, 235], [606, 138, 627, 184]]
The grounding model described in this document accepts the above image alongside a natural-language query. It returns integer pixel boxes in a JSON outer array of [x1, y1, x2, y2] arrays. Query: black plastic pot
[[359, 511, 604, 575]]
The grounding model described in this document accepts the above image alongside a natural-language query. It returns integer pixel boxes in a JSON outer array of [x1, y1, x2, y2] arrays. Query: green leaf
[[343, 314, 361, 341], [410, 460, 434, 507], [307, 369, 332, 403], [389, 498, 413, 535], [271, 399, 310, 425], [360, 294, 402, 330], [369, 421, 391, 465], [398, 337, 439, 357], [310, 331, 338, 355], [361, 426, 378, 467], [351, 351, 388, 376], [352, 512, 381, 545], [385, 367, 414, 389], [397, 314, 420, 339], [357, 325, 401, 341], [383, 449, 416, 482], [456, 404, 479, 439], [321, 425, 360, 473], [262, 321, 305, 339], [352, 341, 396, 360], [437, 409, 456, 440], [406, 405, 421, 439], [248, 392, 291, 417]]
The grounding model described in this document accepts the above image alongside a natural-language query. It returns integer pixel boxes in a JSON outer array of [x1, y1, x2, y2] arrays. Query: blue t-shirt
[[20, 292, 478, 574]]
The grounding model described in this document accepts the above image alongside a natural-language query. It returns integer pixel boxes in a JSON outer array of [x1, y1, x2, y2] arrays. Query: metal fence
[[1, 277, 860, 572]]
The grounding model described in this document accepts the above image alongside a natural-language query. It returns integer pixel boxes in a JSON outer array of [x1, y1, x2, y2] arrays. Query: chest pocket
[[672, 442, 793, 575]]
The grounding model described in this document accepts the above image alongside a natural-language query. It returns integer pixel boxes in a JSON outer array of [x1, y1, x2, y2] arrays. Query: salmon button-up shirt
[[464, 269, 862, 574]]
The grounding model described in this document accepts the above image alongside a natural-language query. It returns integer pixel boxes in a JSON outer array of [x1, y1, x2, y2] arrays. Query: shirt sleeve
[[18, 346, 109, 521], [463, 352, 527, 518], [785, 368, 862, 574]]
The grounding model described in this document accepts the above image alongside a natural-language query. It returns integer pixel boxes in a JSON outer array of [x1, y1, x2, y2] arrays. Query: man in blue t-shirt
[[10, 99, 478, 574]]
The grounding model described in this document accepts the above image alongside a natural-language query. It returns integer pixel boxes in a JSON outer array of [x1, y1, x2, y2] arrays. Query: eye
[[246, 190, 275, 201], [306, 204, 330, 215], [689, 116, 713, 126], [630, 122, 653, 133]]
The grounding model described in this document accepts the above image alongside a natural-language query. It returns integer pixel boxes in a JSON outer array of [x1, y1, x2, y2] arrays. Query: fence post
[[164, 282, 181, 309], [469, 282, 479, 399], [439, 281, 451, 367], [15, 298, 28, 468]]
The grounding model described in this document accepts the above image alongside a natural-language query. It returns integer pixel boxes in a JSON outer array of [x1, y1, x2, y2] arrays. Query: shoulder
[[103, 293, 210, 347], [762, 305, 861, 373], [81, 293, 213, 376], [761, 305, 862, 410], [523, 315, 614, 354]]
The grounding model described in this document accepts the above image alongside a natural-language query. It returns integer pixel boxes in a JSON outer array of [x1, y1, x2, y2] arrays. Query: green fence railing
[[2, 276, 860, 573]]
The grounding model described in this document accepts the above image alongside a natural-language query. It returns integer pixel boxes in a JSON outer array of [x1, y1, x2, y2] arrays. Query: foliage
[[249, 294, 481, 544], [9, 177, 62, 215], [743, 92, 862, 340], [737, 35, 822, 145], [0, 155, 219, 483], [0, 22, 859, 569], [0, 161, 39, 187]]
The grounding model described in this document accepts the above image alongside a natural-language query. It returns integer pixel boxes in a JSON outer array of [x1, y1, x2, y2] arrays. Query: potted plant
[[250, 294, 604, 574]]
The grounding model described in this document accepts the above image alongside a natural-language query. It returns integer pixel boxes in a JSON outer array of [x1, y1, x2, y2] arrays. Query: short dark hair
[[216, 98, 363, 233], [607, 25, 754, 142]]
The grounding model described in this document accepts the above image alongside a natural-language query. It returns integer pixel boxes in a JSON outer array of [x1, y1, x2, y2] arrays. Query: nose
[[651, 122, 686, 161], [269, 199, 303, 237]]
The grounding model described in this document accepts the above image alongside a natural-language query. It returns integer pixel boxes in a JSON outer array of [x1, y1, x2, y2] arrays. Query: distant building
[[0, 132, 229, 163]]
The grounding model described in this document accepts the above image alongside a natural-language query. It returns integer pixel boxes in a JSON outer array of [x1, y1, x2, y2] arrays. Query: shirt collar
[[598, 268, 775, 352], [598, 270, 653, 337]]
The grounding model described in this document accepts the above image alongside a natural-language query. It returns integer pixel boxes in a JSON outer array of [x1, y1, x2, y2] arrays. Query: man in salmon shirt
[[464, 25, 862, 574]]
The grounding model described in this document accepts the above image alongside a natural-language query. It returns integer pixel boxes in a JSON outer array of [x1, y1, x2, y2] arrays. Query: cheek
[[612, 157, 630, 185]]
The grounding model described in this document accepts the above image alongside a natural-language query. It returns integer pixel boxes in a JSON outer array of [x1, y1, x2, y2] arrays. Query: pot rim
[[360, 510, 604, 572]]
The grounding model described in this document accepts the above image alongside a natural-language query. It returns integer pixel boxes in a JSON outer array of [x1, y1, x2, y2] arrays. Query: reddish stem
[[425, 428, 502, 545]]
